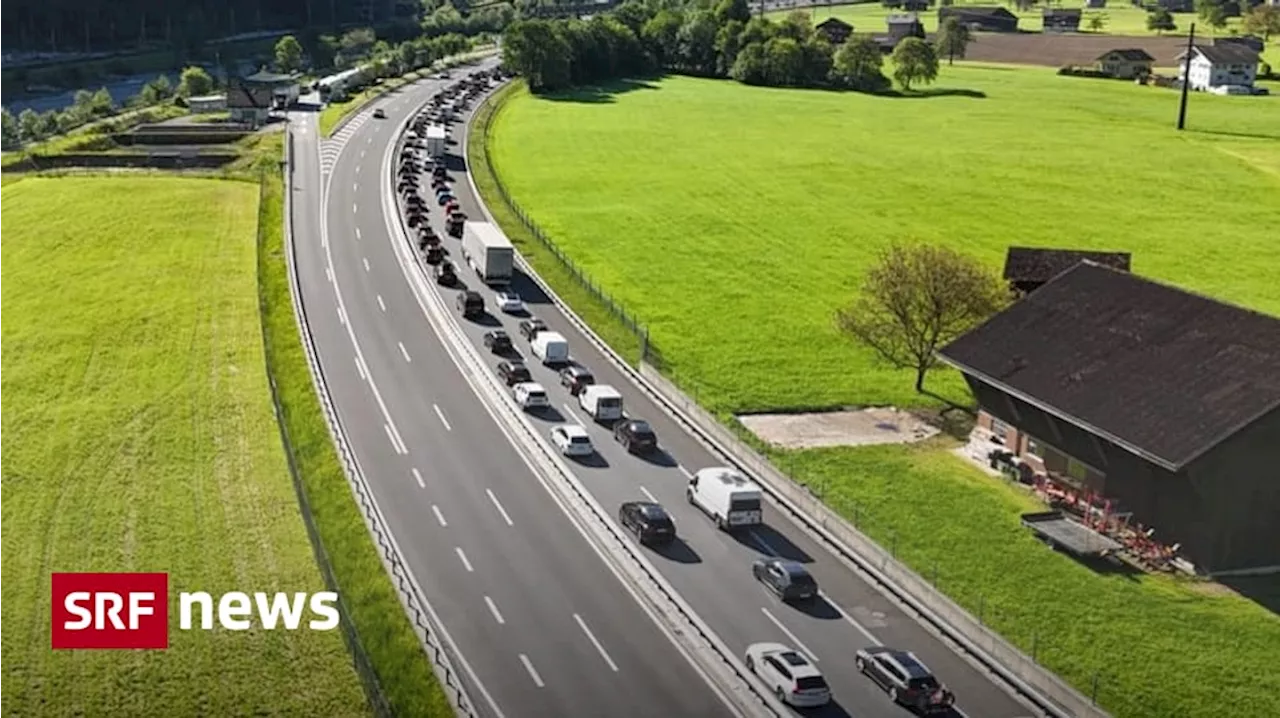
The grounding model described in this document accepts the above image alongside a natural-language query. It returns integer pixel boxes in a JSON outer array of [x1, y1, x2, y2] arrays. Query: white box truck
[[531, 331, 570, 366], [578, 384, 623, 422], [687, 467, 764, 531], [425, 125, 447, 157], [461, 221, 514, 284]]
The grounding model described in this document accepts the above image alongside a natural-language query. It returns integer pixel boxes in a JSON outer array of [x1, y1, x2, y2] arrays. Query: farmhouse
[[939, 262, 1280, 575], [938, 6, 1020, 32], [1177, 43, 1260, 91], [1042, 8, 1082, 32], [1095, 48, 1156, 79], [878, 13, 927, 50], [226, 82, 275, 127], [1216, 34, 1265, 54], [240, 69, 300, 107], [815, 17, 854, 45], [1002, 247, 1131, 296]]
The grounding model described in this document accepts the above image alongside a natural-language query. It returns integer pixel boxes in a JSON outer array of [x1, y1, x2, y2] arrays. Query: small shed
[[885, 13, 927, 44], [1095, 48, 1155, 79], [188, 94, 227, 113], [1002, 246, 1131, 296], [241, 69, 301, 107], [815, 17, 855, 45], [227, 82, 275, 127], [1042, 8, 1082, 33], [938, 6, 1020, 32]]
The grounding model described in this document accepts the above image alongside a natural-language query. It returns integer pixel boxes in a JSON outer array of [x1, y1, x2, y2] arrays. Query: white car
[[744, 642, 831, 708], [512, 382, 549, 411], [494, 290, 525, 314], [550, 424, 594, 457]]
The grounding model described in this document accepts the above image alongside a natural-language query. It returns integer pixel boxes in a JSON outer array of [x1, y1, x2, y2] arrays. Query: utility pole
[[1176, 23, 1196, 131]]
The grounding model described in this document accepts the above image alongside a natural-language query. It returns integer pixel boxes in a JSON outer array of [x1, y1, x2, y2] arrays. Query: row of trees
[[503, 0, 968, 93], [0, 66, 220, 149]]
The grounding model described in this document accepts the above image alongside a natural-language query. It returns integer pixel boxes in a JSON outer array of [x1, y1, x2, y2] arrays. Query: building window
[[1027, 439, 1044, 458], [1067, 457, 1088, 481], [991, 418, 1010, 440]]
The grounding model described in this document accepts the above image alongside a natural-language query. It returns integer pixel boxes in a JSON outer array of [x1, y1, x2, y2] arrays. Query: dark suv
[[518, 318, 547, 341], [456, 290, 484, 318], [613, 419, 657, 453], [618, 501, 676, 545], [496, 360, 532, 386], [559, 365, 595, 396], [751, 558, 817, 602], [483, 330, 513, 354]]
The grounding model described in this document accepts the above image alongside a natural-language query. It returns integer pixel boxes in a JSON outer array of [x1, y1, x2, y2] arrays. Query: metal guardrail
[[279, 124, 480, 718]]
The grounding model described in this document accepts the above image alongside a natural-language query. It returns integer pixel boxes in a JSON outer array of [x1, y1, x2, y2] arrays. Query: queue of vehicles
[[391, 64, 960, 717]]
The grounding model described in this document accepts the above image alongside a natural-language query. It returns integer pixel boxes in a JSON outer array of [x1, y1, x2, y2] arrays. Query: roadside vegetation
[[256, 137, 455, 716], [478, 63, 1280, 718], [0, 176, 367, 716]]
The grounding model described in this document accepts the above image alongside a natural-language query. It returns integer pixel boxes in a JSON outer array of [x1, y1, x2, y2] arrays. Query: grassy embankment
[[0, 176, 367, 715], [478, 66, 1280, 718]]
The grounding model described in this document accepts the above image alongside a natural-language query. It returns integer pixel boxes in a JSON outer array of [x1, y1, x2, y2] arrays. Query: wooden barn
[[1002, 246, 1131, 296], [939, 262, 1280, 575], [938, 6, 1020, 32]]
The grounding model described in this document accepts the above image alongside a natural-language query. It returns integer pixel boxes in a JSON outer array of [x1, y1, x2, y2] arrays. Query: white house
[[1177, 44, 1260, 92]]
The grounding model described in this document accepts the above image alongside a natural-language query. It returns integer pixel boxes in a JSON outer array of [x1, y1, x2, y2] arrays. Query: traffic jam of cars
[[391, 64, 962, 716]]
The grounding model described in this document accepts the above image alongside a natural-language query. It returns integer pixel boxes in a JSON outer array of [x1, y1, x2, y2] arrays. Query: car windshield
[[569, 436, 591, 444], [528, 391, 546, 400], [796, 676, 829, 691]]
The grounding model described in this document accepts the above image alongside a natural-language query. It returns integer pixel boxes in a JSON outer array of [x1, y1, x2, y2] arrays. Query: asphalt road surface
[[293, 65, 1041, 718], [290, 73, 739, 718]]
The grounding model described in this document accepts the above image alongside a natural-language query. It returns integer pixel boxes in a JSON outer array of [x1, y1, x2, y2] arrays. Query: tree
[[1086, 13, 1107, 32], [1147, 8, 1176, 34], [836, 244, 1008, 394], [730, 41, 769, 84], [676, 10, 720, 75], [1, 109, 19, 149], [89, 87, 114, 116], [891, 37, 938, 91], [714, 0, 752, 25], [274, 35, 305, 73], [1243, 4, 1280, 40], [502, 19, 573, 91], [179, 66, 214, 97], [831, 35, 890, 91], [641, 10, 684, 66], [18, 108, 42, 143], [934, 16, 971, 66], [762, 36, 806, 85], [314, 35, 340, 69], [1196, 0, 1228, 30]]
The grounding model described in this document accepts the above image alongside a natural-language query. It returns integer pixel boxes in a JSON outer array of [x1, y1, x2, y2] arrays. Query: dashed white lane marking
[[385, 423, 407, 455], [355, 227, 361, 240], [376, 295, 386, 312], [761, 607, 820, 662], [562, 403, 586, 426], [573, 614, 619, 672], [412, 468, 425, 488], [640, 486, 659, 503], [519, 654, 544, 688], [361, 149, 366, 157], [678, 465, 693, 479], [363, 257, 371, 272], [432, 505, 448, 527], [352, 202, 357, 214], [398, 341, 411, 362], [353, 182, 358, 191], [355, 164, 360, 174], [356, 356, 367, 381], [456, 548, 474, 572], [486, 489, 514, 526], [434, 404, 452, 431], [484, 596, 505, 625], [337, 304, 347, 325]]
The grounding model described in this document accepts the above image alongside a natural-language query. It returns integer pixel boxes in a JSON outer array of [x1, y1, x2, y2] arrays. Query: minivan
[[531, 331, 570, 366]]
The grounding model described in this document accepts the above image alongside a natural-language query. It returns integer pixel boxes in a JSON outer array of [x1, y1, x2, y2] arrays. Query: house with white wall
[[1177, 44, 1260, 92]]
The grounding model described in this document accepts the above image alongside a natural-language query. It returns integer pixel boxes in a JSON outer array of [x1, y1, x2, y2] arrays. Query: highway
[[292, 64, 1041, 718], [289, 72, 739, 718]]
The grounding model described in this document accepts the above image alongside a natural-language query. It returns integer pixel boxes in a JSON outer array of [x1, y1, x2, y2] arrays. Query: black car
[[614, 419, 657, 453], [618, 501, 676, 545], [483, 330, 513, 354], [855, 647, 955, 714], [434, 261, 457, 286], [751, 558, 817, 602], [518, 318, 548, 341], [425, 246, 444, 265], [373, 108, 386, 119], [456, 290, 484, 318], [496, 360, 532, 386], [559, 365, 595, 396]]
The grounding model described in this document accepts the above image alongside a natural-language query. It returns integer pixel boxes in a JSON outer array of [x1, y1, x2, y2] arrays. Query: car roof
[[634, 502, 669, 520], [627, 419, 653, 432], [878, 649, 930, 676], [774, 650, 821, 676], [517, 382, 545, 391], [766, 559, 810, 577], [559, 424, 590, 438]]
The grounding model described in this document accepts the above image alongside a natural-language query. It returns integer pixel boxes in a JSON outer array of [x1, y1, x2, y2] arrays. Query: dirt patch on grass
[[961, 32, 1193, 67], [739, 408, 940, 449]]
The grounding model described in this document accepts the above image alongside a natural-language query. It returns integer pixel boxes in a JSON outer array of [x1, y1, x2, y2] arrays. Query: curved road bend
[[366, 75, 1043, 718], [288, 74, 739, 718]]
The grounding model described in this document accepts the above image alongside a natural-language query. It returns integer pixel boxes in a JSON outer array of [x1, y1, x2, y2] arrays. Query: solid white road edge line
[[519, 654, 545, 688], [485, 489, 515, 526], [356, 356, 367, 381], [761, 607, 820, 663], [574, 614, 620, 673], [434, 403, 453, 431], [413, 468, 426, 489], [432, 504, 448, 527], [456, 548, 474, 572], [319, 92, 505, 718], [379, 96, 773, 718], [484, 596, 505, 625]]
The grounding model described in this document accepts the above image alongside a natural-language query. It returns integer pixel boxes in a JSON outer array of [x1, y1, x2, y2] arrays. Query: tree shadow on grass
[[536, 77, 663, 104], [1219, 574, 1280, 617], [1188, 128, 1280, 141], [882, 87, 987, 99]]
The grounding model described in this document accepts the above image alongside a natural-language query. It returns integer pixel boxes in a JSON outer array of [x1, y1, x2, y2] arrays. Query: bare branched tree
[[836, 244, 1009, 395]]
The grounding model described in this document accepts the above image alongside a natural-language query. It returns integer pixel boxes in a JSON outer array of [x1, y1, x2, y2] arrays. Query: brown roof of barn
[[1002, 246, 1132, 283], [1179, 43, 1261, 65], [941, 6, 1019, 19], [1096, 48, 1156, 62], [816, 18, 854, 30], [938, 262, 1280, 470]]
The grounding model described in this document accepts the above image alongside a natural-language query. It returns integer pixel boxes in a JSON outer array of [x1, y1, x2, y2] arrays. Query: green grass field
[[0, 176, 368, 715], [482, 67, 1280, 718]]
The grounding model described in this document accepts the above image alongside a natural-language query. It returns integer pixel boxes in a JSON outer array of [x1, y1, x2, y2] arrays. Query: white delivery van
[[530, 331, 569, 366], [687, 467, 764, 531], [578, 384, 624, 422]]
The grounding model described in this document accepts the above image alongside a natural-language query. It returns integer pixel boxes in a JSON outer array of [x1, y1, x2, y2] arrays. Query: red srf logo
[[51, 573, 169, 649]]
